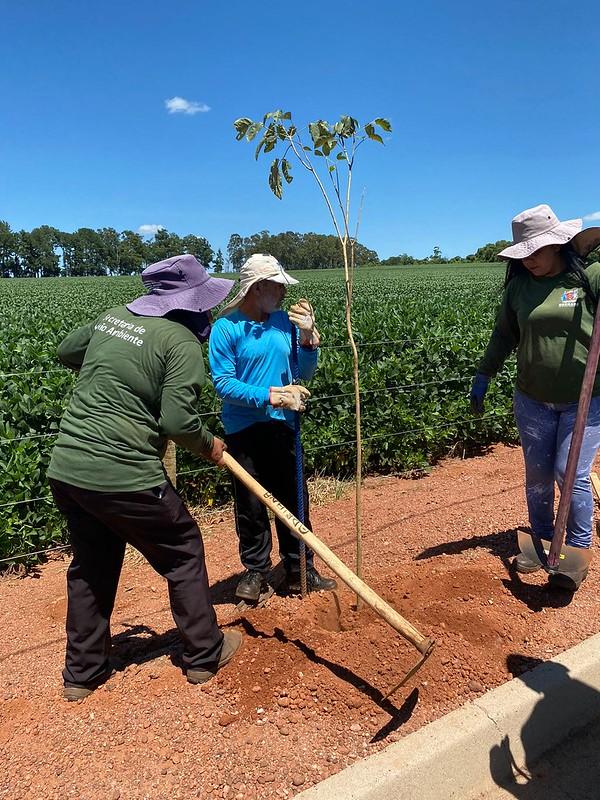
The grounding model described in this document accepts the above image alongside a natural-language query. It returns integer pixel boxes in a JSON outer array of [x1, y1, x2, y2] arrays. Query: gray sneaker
[[186, 630, 243, 685]]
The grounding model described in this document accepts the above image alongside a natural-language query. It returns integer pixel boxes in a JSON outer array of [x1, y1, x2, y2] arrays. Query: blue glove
[[470, 373, 490, 415]]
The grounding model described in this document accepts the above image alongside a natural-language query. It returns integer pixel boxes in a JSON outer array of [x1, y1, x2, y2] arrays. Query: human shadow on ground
[[500, 561, 573, 612], [416, 528, 574, 611], [488, 654, 600, 799], [109, 622, 183, 670], [237, 618, 419, 741], [415, 527, 519, 562]]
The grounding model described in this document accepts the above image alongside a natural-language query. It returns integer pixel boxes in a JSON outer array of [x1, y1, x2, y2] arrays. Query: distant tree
[[227, 233, 245, 271], [213, 248, 224, 272], [98, 227, 121, 275], [18, 227, 60, 277], [118, 231, 147, 275], [0, 220, 20, 277], [182, 234, 213, 266], [380, 253, 414, 265], [429, 245, 443, 262], [147, 228, 183, 263], [471, 240, 511, 262], [71, 228, 106, 276], [55, 231, 76, 275]]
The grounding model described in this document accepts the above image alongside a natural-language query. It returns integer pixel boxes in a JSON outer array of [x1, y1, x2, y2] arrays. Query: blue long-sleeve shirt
[[208, 309, 319, 434]]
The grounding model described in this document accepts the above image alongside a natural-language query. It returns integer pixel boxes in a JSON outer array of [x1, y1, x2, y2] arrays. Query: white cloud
[[165, 96, 210, 115], [138, 224, 164, 237], [584, 211, 600, 222]]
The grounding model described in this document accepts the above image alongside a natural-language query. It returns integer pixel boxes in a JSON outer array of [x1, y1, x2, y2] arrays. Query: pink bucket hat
[[498, 204, 600, 260], [127, 254, 234, 317]]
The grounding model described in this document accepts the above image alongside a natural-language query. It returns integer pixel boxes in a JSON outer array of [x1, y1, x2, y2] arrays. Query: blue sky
[[1, 0, 599, 263]]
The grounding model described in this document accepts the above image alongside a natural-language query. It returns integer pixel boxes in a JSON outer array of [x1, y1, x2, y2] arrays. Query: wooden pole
[[162, 440, 177, 487]]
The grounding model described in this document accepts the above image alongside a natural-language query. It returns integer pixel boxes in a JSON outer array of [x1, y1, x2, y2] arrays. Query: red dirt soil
[[2, 444, 600, 800]]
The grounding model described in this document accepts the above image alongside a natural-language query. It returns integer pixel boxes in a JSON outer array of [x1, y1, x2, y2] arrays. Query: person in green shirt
[[48, 254, 243, 699], [470, 205, 600, 592]]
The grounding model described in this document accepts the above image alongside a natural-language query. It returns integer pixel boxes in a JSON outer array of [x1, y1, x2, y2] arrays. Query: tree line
[[4, 221, 596, 278], [0, 221, 223, 278], [226, 231, 379, 271]]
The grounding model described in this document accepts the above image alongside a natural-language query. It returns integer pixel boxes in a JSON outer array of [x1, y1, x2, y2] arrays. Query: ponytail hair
[[504, 242, 599, 312]]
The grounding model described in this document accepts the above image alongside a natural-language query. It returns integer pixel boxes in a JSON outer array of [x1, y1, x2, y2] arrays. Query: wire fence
[[0, 337, 437, 383], [0, 409, 512, 565], [0, 375, 470, 445], [0, 337, 513, 563]]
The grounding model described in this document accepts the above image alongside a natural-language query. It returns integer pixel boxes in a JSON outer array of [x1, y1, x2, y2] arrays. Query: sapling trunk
[[234, 111, 391, 611]]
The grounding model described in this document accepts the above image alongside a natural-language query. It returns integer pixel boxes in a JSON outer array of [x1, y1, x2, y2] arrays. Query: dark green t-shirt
[[48, 306, 214, 492], [479, 263, 600, 403]]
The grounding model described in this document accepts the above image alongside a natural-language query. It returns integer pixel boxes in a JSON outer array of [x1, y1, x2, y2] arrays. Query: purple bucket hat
[[127, 254, 234, 317]]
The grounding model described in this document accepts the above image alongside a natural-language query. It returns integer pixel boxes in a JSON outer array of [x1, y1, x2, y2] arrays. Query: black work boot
[[287, 567, 337, 595], [235, 570, 265, 602]]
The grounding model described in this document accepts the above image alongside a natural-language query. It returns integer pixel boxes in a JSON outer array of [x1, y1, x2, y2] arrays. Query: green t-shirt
[[48, 306, 214, 492], [479, 263, 600, 403]]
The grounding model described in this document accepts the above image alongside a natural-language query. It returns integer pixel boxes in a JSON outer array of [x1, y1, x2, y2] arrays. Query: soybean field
[[0, 265, 518, 562]]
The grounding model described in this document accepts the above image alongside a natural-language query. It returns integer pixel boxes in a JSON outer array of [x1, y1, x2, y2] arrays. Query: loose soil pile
[[2, 444, 600, 800]]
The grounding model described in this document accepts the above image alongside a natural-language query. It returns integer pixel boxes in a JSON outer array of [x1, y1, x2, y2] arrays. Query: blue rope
[[291, 325, 308, 594]]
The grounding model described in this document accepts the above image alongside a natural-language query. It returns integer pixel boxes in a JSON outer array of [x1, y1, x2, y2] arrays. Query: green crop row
[[0, 264, 518, 563]]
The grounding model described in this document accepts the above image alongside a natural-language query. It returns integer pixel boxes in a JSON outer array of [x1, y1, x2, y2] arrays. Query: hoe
[[222, 451, 435, 695]]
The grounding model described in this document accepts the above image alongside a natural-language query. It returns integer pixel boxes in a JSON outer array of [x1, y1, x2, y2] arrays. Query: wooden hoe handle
[[222, 451, 435, 657]]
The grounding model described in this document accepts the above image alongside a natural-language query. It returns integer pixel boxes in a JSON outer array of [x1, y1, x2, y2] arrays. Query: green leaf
[[365, 123, 384, 144], [309, 122, 321, 145], [255, 139, 265, 160], [339, 115, 359, 137], [233, 117, 252, 141], [281, 158, 293, 184], [268, 158, 283, 199], [336, 152, 347, 160], [276, 124, 288, 140], [374, 117, 392, 132], [246, 121, 264, 142], [328, 165, 336, 172], [313, 149, 324, 157]]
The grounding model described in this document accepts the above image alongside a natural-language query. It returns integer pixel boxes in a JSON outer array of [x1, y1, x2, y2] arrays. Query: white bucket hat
[[219, 253, 298, 315], [498, 204, 600, 260]]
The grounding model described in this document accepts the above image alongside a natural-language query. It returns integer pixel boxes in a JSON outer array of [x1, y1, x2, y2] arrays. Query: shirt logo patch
[[559, 288, 579, 307]]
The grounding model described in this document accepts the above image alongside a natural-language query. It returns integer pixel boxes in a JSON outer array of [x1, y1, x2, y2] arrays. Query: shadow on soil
[[487, 654, 600, 799], [238, 618, 419, 742], [110, 623, 183, 670], [416, 528, 574, 611]]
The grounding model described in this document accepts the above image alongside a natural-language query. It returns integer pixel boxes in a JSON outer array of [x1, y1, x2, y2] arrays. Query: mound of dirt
[[2, 444, 599, 799]]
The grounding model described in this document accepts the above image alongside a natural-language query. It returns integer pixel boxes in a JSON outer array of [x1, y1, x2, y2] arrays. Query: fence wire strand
[[0, 376, 471, 444], [0, 409, 514, 562]]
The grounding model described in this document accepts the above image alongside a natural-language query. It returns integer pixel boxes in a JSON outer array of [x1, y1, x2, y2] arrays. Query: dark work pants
[[50, 478, 223, 687], [225, 421, 314, 575]]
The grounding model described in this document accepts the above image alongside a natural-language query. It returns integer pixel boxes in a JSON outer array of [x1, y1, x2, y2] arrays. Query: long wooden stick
[[548, 308, 600, 568], [222, 451, 434, 657]]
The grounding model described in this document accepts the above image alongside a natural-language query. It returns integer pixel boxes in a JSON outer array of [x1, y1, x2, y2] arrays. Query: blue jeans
[[513, 390, 600, 549]]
